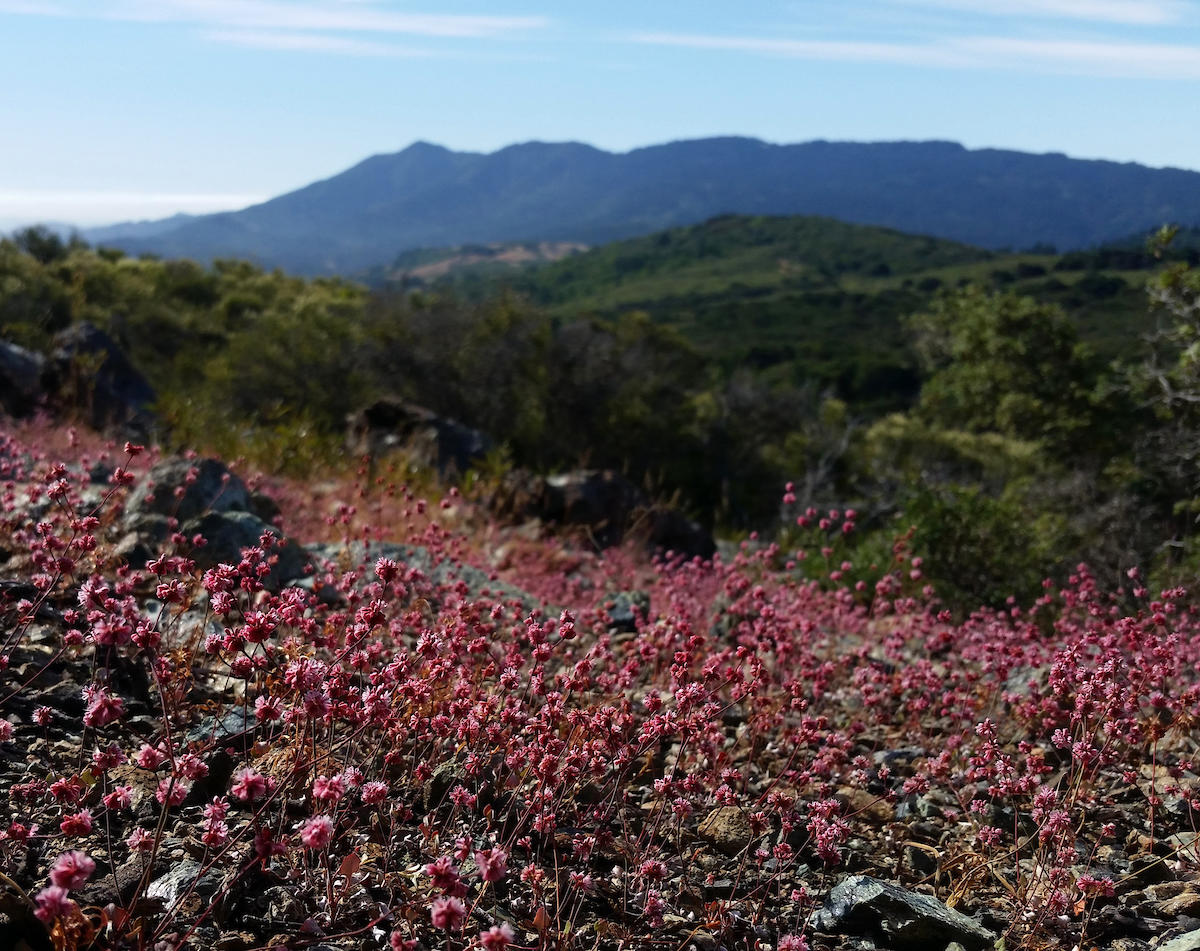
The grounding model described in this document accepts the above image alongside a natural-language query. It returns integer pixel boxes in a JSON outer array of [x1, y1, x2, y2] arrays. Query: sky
[[2, 0, 1200, 227]]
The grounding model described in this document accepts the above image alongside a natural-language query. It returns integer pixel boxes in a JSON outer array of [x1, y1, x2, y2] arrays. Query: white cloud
[[631, 30, 1200, 80], [959, 35, 1200, 78], [97, 0, 547, 38], [631, 32, 968, 68], [889, 0, 1188, 25], [0, 191, 266, 226], [0, 0, 66, 12], [203, 29, 432, 56]]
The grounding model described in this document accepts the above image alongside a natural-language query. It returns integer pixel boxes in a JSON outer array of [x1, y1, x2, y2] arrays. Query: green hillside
[[402, 215, 1181, 410]]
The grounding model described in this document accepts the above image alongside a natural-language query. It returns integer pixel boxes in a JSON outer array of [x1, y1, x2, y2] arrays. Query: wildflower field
[[2, 422, 1199, 951]]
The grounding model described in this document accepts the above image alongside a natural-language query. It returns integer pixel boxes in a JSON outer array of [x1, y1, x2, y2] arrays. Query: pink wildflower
[[156, 778, 188, 806], [59, 810, 93, 837], [254, 694, 283, 722], [49, 851, 95, 890], [34, 886, 74, 924], [134, 744, 168, 770], [201, 820, 229, 848], [300, 815, 334, 849], [361, 781, 388, 804], [475, 846, 508, 883], [230, 767, 270, 802], [430, 895, 467, 931], [126, 827, 154, 852], [312, 775, 345, 805], [480, 923, 515, 951], [426, 856, 465, 895]]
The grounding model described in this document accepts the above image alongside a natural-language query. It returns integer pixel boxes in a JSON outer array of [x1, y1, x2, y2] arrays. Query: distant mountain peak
[[83, 137, 1200, 275]]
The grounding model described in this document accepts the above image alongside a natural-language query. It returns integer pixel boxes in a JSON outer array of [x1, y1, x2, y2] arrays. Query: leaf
[[533, 906, 550, 932], [337, 852, 361, 880]]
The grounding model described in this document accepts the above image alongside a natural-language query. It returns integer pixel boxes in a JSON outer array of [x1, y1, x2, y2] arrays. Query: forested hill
[[85, 137, 1200, 274], [391, 215, 1193, 411]]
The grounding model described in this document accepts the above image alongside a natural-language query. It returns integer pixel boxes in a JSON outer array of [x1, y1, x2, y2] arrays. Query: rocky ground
[[2, 428, 1200, 951]]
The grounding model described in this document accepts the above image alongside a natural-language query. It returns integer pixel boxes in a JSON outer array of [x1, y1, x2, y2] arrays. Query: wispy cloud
[[632, 32, 962, 68], [203, 29, 432, 56], [0, 0, 548, 38], [888, 0, 1188, 26], [100, 0, 546, 38], [959, 36, 1200, 78], [0, 0, 66, 12], [631, 31, 1200, 80]]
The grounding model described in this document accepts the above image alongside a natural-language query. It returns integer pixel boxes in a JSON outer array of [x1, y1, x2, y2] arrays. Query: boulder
[[645, 506, 717, 560], [183, 511, 308, 589], [0, 339, 46, 417], [812, 875, 995, 951], [124, 457, 253, 526], [346, 398, 491, 478], [487, 468, 715, 559], [43, 322, 156, 434]]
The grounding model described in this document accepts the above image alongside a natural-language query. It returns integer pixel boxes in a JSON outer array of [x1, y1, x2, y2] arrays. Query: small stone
[[697, 806, 753, 855], [147, 860, 222, 906], [812, 875, 995, 951], [837, 786, 894, 823], [1148, 882, 1191, 901], [1131, 852, 1174, 885], [1171, 833, 1200, 858], [904, 844, 938, 877], [1160, 892, 1200, 918], [1159, 927, 1200, 951], [689, 931, 719, 951]]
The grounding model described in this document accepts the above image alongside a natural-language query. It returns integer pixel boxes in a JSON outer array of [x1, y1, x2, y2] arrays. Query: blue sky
[[2, 0, 1200, 226]]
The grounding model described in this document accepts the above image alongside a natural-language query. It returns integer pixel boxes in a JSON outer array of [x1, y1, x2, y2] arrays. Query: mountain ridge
[[82, 136, 1200, 274]]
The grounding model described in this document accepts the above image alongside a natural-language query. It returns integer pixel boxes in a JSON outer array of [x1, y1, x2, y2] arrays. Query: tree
[[908, 286, 1104, 454]]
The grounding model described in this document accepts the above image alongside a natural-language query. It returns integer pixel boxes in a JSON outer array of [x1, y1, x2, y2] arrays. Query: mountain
[[84, 212, 199, 243], [84, 137, 1200, 275]]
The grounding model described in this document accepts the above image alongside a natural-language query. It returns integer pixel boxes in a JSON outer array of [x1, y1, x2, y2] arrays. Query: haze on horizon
[[3, 0, 1200, 229]]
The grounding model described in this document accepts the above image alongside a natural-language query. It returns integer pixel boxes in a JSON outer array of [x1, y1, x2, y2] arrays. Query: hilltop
[[84, 137, 1200, 274], [396, 214, 1182, 410]]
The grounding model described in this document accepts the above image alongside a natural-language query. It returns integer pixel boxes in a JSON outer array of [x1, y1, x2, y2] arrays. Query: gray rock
[[812, 876, 995, 951], [77, 857, 155, 907], [44, 321, 156, 434], [113, 513, 171, 568], [185, 708, 252, 745], [184, 510, 308, 588], [147, 860, 222, 906], [487, 468, 715, 558], [305, 540, 533, 609], [346, 398, 492, 478], [1160, 928, 1200, 951], [1160, 893, 1200, 918], [126, 457, 252, 525], [0, 339, 46, 416], [605, 590, 650, 632], [423, 759, 468, 810]]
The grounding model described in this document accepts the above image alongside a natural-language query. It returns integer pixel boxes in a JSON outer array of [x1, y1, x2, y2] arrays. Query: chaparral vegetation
[[2, 222, 1200, 950]]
